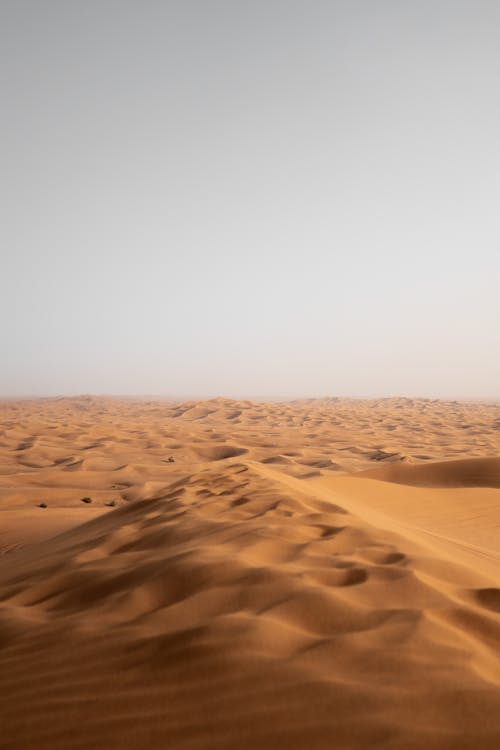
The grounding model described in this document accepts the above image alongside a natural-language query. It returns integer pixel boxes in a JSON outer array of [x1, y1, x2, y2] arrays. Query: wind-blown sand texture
[[2, 395, 500, 749]]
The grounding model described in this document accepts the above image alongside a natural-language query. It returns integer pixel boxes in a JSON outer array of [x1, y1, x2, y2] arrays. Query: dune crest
[[358, 456, 500, 488]]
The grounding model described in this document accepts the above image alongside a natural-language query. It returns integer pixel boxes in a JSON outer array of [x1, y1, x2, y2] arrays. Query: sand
[[1, 395, 500, 749]]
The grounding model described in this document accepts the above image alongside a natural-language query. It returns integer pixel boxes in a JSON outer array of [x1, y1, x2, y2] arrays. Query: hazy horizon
[[2, 1, 500, 400]]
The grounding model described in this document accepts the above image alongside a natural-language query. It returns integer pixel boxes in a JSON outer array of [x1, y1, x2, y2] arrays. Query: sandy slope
[[1, 396, 500, 749]]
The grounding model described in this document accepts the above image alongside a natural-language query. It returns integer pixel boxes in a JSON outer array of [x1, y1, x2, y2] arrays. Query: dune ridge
[[2, 396, 500, 748], [357, 456, 500, 488]]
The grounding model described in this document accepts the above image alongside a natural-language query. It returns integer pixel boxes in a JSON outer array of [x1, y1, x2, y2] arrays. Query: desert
[[4, 1, 500, 747], [2, 396, 500, 748]]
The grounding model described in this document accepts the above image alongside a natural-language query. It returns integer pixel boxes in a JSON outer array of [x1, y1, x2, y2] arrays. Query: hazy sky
[[2, 1, 499, 399]]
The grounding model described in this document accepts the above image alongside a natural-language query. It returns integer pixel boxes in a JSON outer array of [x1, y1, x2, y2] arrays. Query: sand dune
[[358, 456, 500, 488], [2, 396, 500, 748]]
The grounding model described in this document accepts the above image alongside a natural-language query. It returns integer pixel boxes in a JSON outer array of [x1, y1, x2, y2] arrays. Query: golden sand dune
[[358, 456, 500, 488], [1, 396, 500, 749]]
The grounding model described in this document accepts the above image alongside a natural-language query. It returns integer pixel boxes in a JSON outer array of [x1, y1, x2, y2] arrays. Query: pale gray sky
[[2, 1, 499, 399]]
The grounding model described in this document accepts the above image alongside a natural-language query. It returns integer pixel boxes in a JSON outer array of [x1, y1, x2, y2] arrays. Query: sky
[[1, 1, 500, 399]]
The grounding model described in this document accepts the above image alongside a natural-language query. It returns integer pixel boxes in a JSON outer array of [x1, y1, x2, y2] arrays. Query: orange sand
[[1, 396, 500, 749]]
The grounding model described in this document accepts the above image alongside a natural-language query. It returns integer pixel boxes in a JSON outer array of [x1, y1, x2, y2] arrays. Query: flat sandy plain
[[2, 396, 500, 749]]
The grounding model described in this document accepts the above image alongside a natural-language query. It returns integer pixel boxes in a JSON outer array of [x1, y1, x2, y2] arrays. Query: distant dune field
[[2, 396, 500, 749]]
